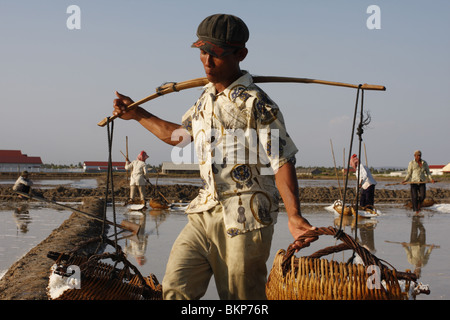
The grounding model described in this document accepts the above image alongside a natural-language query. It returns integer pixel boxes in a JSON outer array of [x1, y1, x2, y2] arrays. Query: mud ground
[[1, 178, 450, 204]]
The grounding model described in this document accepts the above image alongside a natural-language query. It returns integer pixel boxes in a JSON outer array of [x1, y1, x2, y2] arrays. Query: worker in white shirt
[[125, 151, 149, 205], [350, 154, 377, 208], [13, 171, 34, 196]]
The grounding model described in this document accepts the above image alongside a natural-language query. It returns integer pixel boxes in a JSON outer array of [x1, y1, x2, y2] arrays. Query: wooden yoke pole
[[97, 77, 208, 127], [252, 76, 386, 91], [97, 76, 386, 127], [385, 181, 439, 186]]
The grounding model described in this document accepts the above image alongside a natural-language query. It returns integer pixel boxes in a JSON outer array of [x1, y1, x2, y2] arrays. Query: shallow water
[[1, 178, 449, 300], [107, 202, 450, 300], [1, 176, 448, 191], [0, 203, 71, 279]]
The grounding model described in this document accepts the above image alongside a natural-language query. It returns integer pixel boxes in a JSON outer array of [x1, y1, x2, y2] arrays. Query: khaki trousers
[[130, 185, 146, 200], [162, 204, 274, 300]]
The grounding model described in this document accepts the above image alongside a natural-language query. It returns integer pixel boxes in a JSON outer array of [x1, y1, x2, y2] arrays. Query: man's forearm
[[134, 107, 189, 146], [275, 161, 301, 217]]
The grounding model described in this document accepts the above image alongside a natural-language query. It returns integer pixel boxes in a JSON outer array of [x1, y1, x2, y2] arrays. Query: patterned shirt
[[405, 159, 433, 183], [181, 71, 298, 237]]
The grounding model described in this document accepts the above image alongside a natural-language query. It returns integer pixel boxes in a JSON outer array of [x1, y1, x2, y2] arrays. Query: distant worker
[[125, 151, 149, 205], [350, 154, 377, 209], [12, 171, 34, 196], [402, 150, 435, 214]]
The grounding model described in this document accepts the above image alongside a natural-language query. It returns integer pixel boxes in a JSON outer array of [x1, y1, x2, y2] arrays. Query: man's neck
[[213, 70, 244, 93]]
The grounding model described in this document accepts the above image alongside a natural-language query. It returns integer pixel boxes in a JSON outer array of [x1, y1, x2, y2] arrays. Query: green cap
[[191, 14, 249, 57]]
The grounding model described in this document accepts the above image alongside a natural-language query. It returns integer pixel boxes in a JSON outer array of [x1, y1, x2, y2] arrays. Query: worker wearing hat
[[125, 151, 149, 205], [112, 13, 316, 299], [191, 14, 249, 58]]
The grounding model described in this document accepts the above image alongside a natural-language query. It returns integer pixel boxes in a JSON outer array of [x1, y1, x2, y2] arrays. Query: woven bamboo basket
[[404, 198, 435, 209], [149, 198, 169, 209], [47, 238, 162, 300], [266, 226, 421, 300]]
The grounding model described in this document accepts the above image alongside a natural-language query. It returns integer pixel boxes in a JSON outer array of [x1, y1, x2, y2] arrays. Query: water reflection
[[12, 204, 32, 233], [120, 209, 170, 267], [358, 224, 377, 254], [333, 215, 378, 254], [386, 216, 440, 279], [122, 213, 148, 266]]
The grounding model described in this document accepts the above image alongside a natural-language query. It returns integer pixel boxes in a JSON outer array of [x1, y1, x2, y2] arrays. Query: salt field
[[1, 177, 450, 300], [1, 203, 449, 299]]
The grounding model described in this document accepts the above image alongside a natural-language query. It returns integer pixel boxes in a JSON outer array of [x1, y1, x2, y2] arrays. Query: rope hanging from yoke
[[353, 89, 365, 240], [101, 117, 119, 254], [336, 86, 367, 242]]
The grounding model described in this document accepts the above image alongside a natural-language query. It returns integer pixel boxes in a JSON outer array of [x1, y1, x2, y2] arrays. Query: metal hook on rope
[[336, 85, 367, 242]]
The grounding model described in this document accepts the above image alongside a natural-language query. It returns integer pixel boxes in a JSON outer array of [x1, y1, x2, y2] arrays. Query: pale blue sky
[[1, 0, 449, 168]]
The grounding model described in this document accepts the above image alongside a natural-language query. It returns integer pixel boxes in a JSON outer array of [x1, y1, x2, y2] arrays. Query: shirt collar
[[203, 71, 252, 101]]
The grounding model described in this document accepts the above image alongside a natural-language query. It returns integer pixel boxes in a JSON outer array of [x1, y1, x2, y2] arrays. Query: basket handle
[[281, 226, 418, 283], [282, 226, 380, 273]]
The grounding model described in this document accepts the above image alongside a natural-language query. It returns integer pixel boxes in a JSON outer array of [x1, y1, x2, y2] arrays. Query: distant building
[[0, 150, 43, 172], [296, 167, 322, 176], [389, 164, 449, 177], [389, 171, 406, 177], [161, 162, 199, 174], [443, 163, 450, 174], [83, 161, 126, 172], [429, 165, 446, 176]]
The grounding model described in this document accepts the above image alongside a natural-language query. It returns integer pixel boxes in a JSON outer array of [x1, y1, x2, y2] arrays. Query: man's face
[[199, 48, 246, 85], [415, 153, 422, 162]]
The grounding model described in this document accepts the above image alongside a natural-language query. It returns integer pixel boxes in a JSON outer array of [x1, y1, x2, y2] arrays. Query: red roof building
[[443, 163, 450, 173], [429, 165, 446, 175], [0, 150, 43, 172]]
